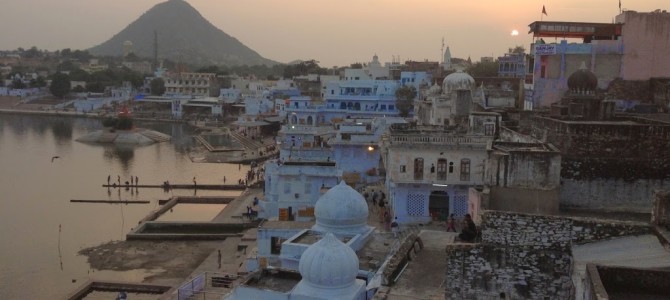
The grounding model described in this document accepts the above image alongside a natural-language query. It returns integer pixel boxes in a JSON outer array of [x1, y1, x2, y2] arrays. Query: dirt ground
[[78, 240, 219, 284]]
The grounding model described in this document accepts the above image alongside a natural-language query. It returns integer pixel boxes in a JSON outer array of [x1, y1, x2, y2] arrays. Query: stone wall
[[445, 244, 573, 299], [606, 78, 652, 102], [445, 210, 653, 299], [482, 210, 571, 248], [571, 217, 651, 244], [560, 178, 668, 212]]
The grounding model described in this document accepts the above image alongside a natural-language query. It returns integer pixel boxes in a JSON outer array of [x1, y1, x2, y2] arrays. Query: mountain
[[88, 0, 275, 66]]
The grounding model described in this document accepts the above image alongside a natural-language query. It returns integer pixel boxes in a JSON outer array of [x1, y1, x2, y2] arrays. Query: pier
[[102, 184, 246, 190], [70, 199, 150, 204]]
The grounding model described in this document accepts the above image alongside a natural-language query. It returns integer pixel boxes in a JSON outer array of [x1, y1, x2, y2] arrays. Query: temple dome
[[427, 82, 442, 96], [567, 62, 598, 92], [442, 70, 475, 94], [313, 181, 368, 234], [298, 233, 359, 289]]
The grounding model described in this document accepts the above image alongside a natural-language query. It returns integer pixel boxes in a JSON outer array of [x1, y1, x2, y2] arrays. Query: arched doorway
[[429, 191, 449, 221]]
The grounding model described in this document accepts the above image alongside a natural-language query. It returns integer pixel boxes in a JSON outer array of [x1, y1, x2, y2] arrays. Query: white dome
[[298, 233, 359, 289], [442, 70, 475, 94], [428, 83, 442, 96], [313, 181, 368, 234]]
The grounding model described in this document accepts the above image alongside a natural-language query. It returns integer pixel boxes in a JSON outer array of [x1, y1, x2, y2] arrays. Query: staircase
[[229, 131, 263, 150]]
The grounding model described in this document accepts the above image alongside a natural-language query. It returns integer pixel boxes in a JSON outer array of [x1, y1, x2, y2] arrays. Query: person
[[217, 249, 222, 269], [117, 175, 121, 186], [371, 190, 377, 207], [107, 175, 110, 185], [193, 176, 197, 188], [223, 176, 226, 184], [391, 217, 399, 238], [253, 196, 259, 206], [130, 176, 134, 186], [446, 213, 456, 232], [458, 214, 477, 242], [135, 176, 138, 187], [384, 211, 392, 231]]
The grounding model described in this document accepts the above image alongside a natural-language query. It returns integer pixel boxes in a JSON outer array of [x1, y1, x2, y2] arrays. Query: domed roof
[[567, 62, 598, 92], [313, 181, 368, 234], [298, 233, 359, 289], [442, 70, 475, 94], [428, 82, 442, 96]]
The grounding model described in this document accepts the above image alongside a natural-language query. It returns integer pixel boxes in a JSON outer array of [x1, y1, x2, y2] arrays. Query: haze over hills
[[88, 0, 276, 67]]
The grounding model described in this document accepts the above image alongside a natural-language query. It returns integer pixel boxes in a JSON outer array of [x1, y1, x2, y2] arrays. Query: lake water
[[0, 114, 248, 299]]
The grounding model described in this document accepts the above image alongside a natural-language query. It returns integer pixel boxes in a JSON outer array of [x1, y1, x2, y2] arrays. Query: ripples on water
[[0, 114, 248, 299]]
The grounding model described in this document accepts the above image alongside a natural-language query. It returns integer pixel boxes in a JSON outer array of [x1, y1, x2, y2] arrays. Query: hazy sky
[[1, 0, 666, 67]]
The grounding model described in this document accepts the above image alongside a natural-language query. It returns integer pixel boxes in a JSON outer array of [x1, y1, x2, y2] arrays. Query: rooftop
[[527, 21, 622, 41], [243, 268, 302, 293]]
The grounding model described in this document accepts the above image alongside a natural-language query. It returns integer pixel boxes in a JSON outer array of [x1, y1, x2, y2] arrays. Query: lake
[[0, 114, 248, 299]]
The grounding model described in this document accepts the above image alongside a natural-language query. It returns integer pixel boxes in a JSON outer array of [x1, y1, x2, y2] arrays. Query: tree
[[11, 78, 26, 89], [150, 78, 166, 96], [50, 72, 71, 98], [466, 60, 499, 77], [508, 45, 526, 54], [395, 85, 417, 118]]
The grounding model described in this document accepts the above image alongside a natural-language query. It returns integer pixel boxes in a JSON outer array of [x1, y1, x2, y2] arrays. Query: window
[[437, 159, 447, 180], [414, 158, 424, 180], [449, 162, 454, 173], [400, 165, 406, 173], [460, 159, 471, 181], [484, 123, 495, 136], [389, 105, 395, 111]]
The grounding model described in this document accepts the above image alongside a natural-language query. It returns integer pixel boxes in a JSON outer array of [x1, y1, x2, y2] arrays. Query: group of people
[[107, 174, 139, 188]]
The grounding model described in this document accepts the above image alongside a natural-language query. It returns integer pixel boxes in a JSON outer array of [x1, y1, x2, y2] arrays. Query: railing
[[389, 135, 491, 145], [177, 271, 238, 300]]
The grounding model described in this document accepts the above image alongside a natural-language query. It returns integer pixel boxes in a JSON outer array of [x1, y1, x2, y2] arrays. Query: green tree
[[508, 45, 526, 54], [150, 78, 166, 96], [50, 72, 71, 98], [395, 85, 416, 118], [466, 60, 499, 77], [72, 85, 85, 93], [11, 78, 26, 89], [29, 76, 47, 88]]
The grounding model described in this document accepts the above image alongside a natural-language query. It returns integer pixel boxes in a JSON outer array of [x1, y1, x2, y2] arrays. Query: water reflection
[[103, 144, 136, 171], [0, 114, 249, 299]]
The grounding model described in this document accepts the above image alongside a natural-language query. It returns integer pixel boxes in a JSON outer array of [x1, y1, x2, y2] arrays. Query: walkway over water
[[102, 184, 246, 190]]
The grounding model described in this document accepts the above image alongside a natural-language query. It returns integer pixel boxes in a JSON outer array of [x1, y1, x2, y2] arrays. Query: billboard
[[535, 44, 557, 55]]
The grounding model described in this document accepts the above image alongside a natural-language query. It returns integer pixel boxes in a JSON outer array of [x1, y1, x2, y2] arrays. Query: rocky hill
[[88, 0, 275, 66]]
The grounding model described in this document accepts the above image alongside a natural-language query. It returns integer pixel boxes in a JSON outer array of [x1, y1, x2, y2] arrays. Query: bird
[[51, 156, 60, 162]]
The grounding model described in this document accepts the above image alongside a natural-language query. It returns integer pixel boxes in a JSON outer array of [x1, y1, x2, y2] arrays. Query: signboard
[[534, 44, 556, 55]]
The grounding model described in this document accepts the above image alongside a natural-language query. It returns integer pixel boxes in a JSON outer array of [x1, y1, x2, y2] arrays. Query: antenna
[[153, 30, 158, 70]]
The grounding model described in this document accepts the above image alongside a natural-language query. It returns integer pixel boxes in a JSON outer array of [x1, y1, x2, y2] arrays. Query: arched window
[[354, 102, 361, 110], [460, 159, 471, 181], [347, 102, 353, 109], [340, 102, 346, 109], [414, 158, 424, 180], [306, 116, 313, 125], [291, 115, 298, 124], [437, 159, 447, 180]]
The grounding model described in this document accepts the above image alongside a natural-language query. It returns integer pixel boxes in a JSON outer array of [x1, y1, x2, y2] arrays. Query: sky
[[1, 0, 666, 67]]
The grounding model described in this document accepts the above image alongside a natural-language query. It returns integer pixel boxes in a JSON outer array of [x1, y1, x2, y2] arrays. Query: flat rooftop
[[291, 230, 352, 245], [243, 268, 302, 293]]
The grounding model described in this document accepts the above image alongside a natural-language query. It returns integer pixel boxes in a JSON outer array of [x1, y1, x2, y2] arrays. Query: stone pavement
[[383, 230, 457, 300]]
